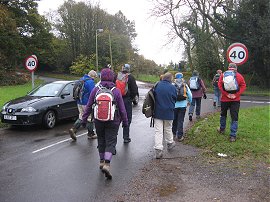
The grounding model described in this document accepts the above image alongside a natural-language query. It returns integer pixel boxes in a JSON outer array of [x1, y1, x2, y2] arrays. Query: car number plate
[[4, 115, 17, 120]]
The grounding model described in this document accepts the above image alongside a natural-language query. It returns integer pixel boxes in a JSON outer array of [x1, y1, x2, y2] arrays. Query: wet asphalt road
[[0, 81, 269, 202]]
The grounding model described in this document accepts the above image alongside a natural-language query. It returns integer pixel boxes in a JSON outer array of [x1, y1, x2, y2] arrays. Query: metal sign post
[[24, 55, 38, 89]]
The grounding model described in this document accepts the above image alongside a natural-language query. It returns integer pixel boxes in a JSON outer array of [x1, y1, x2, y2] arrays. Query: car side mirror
[[61, 93, 70, 98]]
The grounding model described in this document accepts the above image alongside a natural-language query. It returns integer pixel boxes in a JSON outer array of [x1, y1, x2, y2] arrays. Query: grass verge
[[185, 105, 270, 164]]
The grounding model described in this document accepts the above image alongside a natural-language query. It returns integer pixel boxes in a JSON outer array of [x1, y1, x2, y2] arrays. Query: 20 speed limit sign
[[25, 55, 38, 72], [226, 43, 248, 65]]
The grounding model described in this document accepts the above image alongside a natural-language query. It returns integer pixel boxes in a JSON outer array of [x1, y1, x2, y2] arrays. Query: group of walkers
[[69, 64, 138, 180], [67, 62, 246, 179], [152, 62, 246, 159]]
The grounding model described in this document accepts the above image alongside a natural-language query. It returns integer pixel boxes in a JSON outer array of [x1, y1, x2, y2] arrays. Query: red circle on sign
[[24, 56, 38, 72], [226, 43, 248, 66]]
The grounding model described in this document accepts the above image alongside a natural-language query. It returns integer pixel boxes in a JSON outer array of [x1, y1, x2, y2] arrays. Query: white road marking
[[32, 132, 87, 154]]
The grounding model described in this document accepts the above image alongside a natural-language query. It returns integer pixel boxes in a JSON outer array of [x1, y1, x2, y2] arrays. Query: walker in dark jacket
[[153, 72, 177, 159]]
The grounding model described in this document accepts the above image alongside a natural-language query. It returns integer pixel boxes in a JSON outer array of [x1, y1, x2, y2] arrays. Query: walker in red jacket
[[217, 63, 246, 142]]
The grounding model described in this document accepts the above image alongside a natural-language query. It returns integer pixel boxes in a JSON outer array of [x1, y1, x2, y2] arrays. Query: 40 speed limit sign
[[226, 43, 248, 65], [25, 55, 38, 72]]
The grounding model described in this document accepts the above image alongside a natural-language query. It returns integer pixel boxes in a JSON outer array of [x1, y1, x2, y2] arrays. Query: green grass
[[185, 105, 270, 163]]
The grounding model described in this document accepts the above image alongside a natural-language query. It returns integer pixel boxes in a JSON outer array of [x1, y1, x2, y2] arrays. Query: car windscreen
[[29, 83, 64, 97]]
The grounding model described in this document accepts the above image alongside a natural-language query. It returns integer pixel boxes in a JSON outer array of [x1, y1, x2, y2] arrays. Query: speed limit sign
[[25, 55, 38, 72], [226, 43, 248, 65]]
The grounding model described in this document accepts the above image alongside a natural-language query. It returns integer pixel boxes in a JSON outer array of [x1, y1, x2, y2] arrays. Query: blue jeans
[[188, 98, 202, 116], [220, 101, 240, 137], [214, 86, 221, 106], [172, 107, 186, 138]]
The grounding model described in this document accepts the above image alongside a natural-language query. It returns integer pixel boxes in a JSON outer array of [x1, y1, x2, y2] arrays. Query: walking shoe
[[176, 136, 184, 142], [230, 136, 236, 142], [69, 128, 77, 141], [102, 163, 112, 180], [213, 102, 216, 107], [189, 115, 192, 121], [217, 127, 225, 134], [99, 160, 105, 170], [155, 149, 163, 159], [87, 131, 97, 139], [167, 142, 176, 150], [123, 138, 131, 143]]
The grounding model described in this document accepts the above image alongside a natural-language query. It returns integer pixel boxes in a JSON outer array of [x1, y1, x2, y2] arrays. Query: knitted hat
[[175, 72, 183, 79], [100, 68, 114, 81], [217, 69, 222, 74], [228, 63, 237, 70], [88, 70, 97, 78], [192, 70, 199, 76], [122, 64, 130, 72]]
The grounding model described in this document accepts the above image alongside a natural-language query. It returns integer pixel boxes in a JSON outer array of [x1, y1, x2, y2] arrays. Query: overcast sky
[[38, 0, 184, 65]]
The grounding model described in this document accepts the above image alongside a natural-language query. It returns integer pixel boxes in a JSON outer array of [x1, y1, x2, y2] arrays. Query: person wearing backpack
[[217, 63, 246, 142], [172, 73, 192, 142], [69, 70, 97, 141], [153, 72, 177, 159], [81, 68, 128, 180], [116, 64, 138, 143], [188, 70, 207, 121], [212, 69, 222, 107]]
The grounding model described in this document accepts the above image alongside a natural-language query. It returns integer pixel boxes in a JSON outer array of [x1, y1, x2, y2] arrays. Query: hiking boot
[[102, 163, 112, 180], [99, 160, 105, 170], [87, 131, 97, 139], [189, 115, 192, 121], [155, 149, 163, 159], [69, 128, 77, 141], [124, 138, 131, 143], [230, 136, 236, 142], [176, 136, 184, 142], [213, 102, 216, 107], [217, 127, 225, 134], [167, 142, 176, 150]]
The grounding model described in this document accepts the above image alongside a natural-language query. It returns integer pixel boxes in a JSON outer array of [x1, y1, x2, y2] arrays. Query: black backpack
[[174, 81, 187, 101], [213, 74, 220, 87], [73, 79, 90, 101], [142, 83, 158, 127]]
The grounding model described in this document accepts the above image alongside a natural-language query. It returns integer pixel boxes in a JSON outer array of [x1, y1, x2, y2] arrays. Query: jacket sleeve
[[115, 89, 128, 125], [128, 75, 138, 99], [186, 85, 193, 103], [235, 73, 246, 96], [218, 73, 229, 96], [82, 87, 97, 123], [200, 79, 207, 93]]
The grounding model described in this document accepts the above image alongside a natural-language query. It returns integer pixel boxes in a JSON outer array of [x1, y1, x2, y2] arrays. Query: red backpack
[[116, 72, 129, 96], [93, 86, 116, 121]]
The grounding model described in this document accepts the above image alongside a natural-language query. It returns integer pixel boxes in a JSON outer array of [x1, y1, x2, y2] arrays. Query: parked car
[[1, 81, 79, 129]]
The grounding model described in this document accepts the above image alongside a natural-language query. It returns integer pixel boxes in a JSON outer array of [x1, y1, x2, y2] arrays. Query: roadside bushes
[[69, 55, 96, 76], [0, 70, 30, 86]]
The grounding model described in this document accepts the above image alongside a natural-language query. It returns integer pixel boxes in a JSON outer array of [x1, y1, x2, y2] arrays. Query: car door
[[59, 83, 78, 119]]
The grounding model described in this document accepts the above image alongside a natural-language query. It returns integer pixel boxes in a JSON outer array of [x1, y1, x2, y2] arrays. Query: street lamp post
[[109, 33, 113, 70], [96, 29, 103, 72]]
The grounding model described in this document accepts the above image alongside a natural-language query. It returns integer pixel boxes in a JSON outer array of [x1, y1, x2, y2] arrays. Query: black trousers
[[95, 121, 119, 154]]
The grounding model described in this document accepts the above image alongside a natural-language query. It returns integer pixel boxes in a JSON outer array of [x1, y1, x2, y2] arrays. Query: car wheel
[[43, 110, 56, 129], [133, 94, 139, 105]]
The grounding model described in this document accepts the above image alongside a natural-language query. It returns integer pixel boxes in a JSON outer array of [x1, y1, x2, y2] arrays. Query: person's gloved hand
[[81, 122, 86, 128], [203, 93, 207, 99]]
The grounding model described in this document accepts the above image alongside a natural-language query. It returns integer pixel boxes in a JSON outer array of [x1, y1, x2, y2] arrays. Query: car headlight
[[2, 103, 9, 111], [21, 107, 37, 112]]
